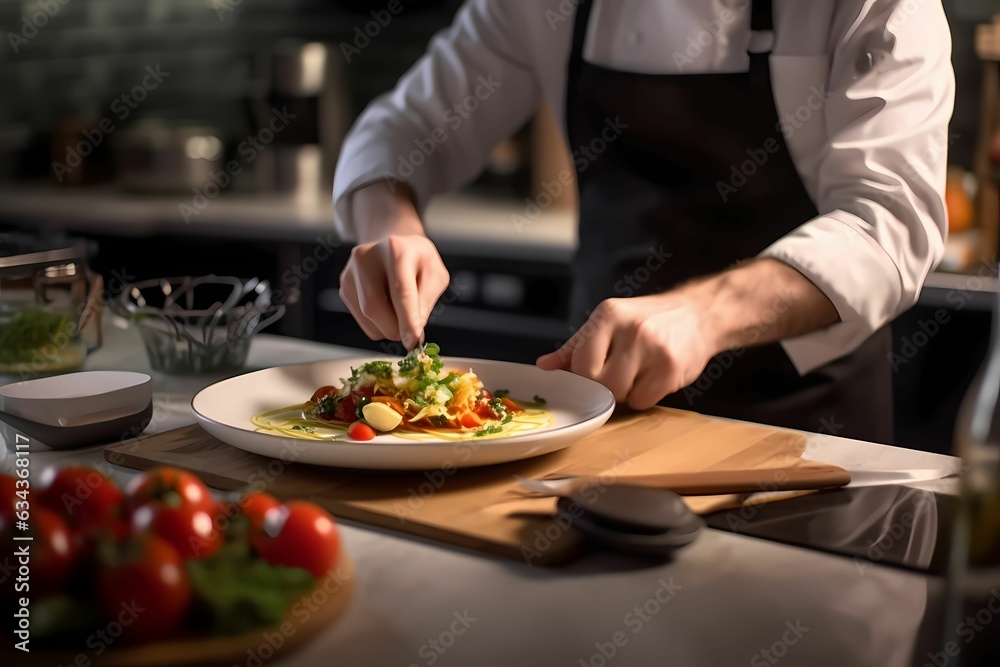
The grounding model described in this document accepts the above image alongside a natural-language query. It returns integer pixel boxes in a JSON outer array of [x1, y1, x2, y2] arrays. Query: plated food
[[191, 352, 615, 469], [252, 343, 552, 442]]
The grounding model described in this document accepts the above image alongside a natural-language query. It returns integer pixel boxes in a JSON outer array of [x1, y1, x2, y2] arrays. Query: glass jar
[[0, 233, 102, 377]]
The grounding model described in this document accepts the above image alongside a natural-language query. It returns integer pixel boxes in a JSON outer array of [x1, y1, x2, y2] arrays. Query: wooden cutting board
[[104, 407, 821, 566]]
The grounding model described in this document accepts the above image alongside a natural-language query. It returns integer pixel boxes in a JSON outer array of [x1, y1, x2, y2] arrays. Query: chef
[[331, 0, 955, 443]]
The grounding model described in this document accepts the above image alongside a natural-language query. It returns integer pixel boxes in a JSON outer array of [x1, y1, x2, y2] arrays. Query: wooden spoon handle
[[603, 465, 851, 496]]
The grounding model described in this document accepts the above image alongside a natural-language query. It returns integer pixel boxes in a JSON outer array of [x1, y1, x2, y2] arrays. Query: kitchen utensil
[[553, 484, 705, 557], [0, 232, 103, 375], [0, 370, 150, 426], [249, 40, 351, 198], [190, 356, 615, 469], [105, 407, 839, 565], [0, 402, 151, 452], [111, 275, 284, 374], [113, 119, 224, 193], [0, 370, 152, 450], [515, 464, 852, 497]]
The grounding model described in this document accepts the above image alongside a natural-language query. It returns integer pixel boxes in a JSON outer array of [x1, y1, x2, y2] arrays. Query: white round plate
[[191, 356, 615, 469]]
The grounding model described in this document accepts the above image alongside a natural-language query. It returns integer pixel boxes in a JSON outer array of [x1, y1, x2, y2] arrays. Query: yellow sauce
[[251, 402, 552, 442]]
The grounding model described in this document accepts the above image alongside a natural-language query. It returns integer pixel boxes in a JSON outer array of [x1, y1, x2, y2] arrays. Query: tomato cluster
[[1, 465, 342, 644]]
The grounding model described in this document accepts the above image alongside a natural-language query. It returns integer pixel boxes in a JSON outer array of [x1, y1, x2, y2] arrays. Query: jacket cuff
[[758, 211, 903, 375]]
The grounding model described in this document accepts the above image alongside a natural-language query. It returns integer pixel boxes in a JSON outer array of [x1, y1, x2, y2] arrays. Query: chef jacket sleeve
[[332, 0, 541, 239], [759, 0, 955, 375]]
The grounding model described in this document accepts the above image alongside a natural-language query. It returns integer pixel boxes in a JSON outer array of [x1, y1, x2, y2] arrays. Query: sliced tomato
[[501, 397, 523, 413], [370, 395, 406, 415], [460, 412, 484, 429], [331, 387, 374, 423], [474, 402, 499, 420], [309, 385, 338, 404]]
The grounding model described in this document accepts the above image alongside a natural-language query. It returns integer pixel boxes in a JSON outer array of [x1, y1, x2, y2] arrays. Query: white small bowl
[[0, 371, 151, 427]]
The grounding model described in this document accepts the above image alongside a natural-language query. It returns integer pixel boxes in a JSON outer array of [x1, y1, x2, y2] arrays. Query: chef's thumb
[[536, 350, 570, 370]]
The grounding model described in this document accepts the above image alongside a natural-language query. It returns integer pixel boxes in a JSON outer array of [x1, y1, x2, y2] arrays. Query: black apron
[[565, 0, 894, 443]]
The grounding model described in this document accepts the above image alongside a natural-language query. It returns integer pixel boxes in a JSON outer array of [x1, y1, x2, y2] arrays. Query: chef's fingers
[[357, 278, 401, 340], [596, 336, 641, 404], [338, 267, 389, 341], [416, 259, 451, 332], [538, 304, 614, 373], [536, 348, 570, 370], [382, 239, 425, 350], [626, 364, 675, 411]]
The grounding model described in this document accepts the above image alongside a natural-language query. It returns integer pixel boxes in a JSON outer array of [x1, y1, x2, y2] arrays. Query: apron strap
[[748, 0, 774, 88], [566, 0, 594, 135]]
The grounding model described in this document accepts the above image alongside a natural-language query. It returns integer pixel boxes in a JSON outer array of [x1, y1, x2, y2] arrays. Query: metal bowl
[[111, 275, 284, 374]]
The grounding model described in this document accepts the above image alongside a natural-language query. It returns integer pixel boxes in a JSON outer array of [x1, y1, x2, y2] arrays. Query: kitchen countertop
[[0, 186, 578, 263], [1, 185, 995, 308], [0, 319, 963, 667]]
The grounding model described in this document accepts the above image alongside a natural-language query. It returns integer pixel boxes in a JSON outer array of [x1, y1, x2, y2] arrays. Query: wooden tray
[[16, 557, 355, 667], [102, 407, 828, 566]]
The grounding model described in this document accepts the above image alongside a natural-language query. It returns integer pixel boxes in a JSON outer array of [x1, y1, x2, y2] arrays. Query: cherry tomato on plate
[[96, 534, 192, 642], [346, 421, 376, 441], [249, 501, 342, 578], [37, 465, 124, 528], [131, 501, 221, 560], [126, 466, 217, 516]]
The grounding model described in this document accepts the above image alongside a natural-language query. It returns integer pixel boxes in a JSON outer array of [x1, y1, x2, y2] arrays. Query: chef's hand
[[537, 292, 715, 410], [338, 181, 450, 350], [537, 258, 840, 410]]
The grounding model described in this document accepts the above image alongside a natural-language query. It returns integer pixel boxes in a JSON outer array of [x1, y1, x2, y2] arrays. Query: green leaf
[[493, 389, 510, 399], [532, 395, 547, 405], [186, 540, 317, 635], [31, 595, 101, 642]]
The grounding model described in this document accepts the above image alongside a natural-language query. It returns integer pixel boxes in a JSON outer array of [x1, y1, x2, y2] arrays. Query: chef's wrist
[[350, 180, 425, 244], [687, 258, 840, 355]]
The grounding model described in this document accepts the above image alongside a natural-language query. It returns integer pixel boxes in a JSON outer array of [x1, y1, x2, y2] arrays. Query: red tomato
[[131, 502, 221, 560], [309, 385, 338, 404], [250, 501, 341, 578], [0, 507, 77, 597], [239, 492, 280, 531], [370, 395, 406, 415], [72, 513, 130, 562], [96, 534, 192, 642], [346, 421, 376, 441], [126, 467, 217, 516], [460, 412, 484, 429], [474, 402, 499, 420], [501, 397, 523, 414], [37, 466, 124, 528], [0, 473, 19, 523]]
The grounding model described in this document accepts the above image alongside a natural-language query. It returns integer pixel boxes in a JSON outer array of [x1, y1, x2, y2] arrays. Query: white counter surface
[[0, 319, 964, 667]]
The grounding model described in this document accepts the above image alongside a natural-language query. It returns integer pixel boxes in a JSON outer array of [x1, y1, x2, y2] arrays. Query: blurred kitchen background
[[0, 0, 996, 453]]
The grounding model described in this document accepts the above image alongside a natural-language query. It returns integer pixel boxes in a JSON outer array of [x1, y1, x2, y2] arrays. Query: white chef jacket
[[332, 0, 955, 375]]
